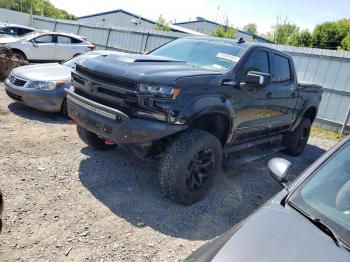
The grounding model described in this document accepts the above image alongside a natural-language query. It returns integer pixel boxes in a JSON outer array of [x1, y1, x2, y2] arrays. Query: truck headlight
[[30, 80, 66, 90], [138, 84, 181, 99]]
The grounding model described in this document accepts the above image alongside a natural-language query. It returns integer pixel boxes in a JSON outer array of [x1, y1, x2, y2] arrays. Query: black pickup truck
[[66, 37, 323, 205]]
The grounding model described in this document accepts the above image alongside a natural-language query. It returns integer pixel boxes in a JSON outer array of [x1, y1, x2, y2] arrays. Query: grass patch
[[311, 127, 346, 141]]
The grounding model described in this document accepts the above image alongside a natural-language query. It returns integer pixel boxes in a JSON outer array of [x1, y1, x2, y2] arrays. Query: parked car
[[65, 37, 323, 205], [4, 51, 108, 116], [187, 136, 350, 262], [0, 31, 95, 62], [0, 23, 36, 37]]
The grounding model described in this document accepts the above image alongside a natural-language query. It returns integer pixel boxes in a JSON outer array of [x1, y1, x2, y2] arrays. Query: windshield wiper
[[289, 201, 350, 251]]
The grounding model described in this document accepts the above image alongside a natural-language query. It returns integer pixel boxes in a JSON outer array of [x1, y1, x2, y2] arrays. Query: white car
[[0, 23, 36, 37], [0, 31, 95, 62]]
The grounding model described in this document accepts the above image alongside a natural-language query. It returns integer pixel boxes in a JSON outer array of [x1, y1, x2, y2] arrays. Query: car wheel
[[77, 125, 116, 151], [283, 118, 311, 156], [159, 129, 222, 205], [60, 99, 69, 118]]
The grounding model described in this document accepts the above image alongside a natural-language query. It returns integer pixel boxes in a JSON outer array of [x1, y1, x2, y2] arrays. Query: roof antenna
[[238, 37, 245, 44]]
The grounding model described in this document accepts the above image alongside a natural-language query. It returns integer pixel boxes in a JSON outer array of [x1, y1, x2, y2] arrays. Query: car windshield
[[150, 38, 247, 72], [19, 32, 42, 40], [288, 141, 350, 247]]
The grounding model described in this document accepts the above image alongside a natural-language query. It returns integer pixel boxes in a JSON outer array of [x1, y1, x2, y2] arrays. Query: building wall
[[78, 12, 155, 30]]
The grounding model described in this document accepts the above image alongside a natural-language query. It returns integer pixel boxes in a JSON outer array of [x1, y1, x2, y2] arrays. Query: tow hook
[[105, 139, 116, 145]]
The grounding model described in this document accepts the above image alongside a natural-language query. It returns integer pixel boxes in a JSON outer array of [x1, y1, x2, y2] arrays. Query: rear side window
[[244, 51, 269, 74], [271, 54, 291, 83], [35, 35, 55, 43], [71, 37, 83, 44], [57, 35, 72, 44]]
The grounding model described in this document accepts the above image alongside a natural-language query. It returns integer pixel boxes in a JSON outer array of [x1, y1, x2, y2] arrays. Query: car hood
[[0, 36, 21, 44], [193, 195, 350, 262], [12, 63, 72, 81], [76, 52, 222, 85]]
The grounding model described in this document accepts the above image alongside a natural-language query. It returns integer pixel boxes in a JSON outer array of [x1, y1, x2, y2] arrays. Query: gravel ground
[[0, 82, 338, 261]]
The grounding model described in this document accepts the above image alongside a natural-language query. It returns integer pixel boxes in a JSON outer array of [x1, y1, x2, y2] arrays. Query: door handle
[[291, 92, 296, 97], [265, 92, 272, 98]]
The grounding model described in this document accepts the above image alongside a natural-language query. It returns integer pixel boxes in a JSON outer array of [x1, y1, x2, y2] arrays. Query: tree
[[211, 26, 236, 38], [243, 23, 257, 35], [312, 19, 350, 49], [341, 33, 350, 51], [0, 0, 76, 20], [288, 30, 313, 47], [154, 15, 171, 32], [269, 17, 299, 45]]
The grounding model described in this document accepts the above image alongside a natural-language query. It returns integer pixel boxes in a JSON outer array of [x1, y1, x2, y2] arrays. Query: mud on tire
[[77, 125, 116, 151], [159, 129, 223, 205], [283, 117, 312, 156]]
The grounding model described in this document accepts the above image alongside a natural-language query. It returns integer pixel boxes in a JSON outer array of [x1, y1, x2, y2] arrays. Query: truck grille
[[8, 75, 27, 87], [71, 72, 138, 116], [75, 65, 136, 91]]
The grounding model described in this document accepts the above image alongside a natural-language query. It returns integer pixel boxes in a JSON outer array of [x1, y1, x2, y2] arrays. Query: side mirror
[[246, 71, 272, 86], [267, 158, 292, 187], [31, 40, 38, 48]]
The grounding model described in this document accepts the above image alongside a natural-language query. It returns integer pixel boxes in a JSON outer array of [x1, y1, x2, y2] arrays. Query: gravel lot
[[0, 82, 338, 261]]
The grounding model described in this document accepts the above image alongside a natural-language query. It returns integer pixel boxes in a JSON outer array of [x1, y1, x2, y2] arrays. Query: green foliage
[[0, 0, 75, 20], [288, 30, 313, 47], [243, 23, 257, 35], [341, 33, 350, 51], [312, 19, 350, 49], [270, 17, 299, 45], [211, 26, 236, 38], [154, 15, 171, 32]]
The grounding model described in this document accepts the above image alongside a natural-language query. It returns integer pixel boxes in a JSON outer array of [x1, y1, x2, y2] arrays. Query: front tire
[[60, 98, 68, 118], [159, 129, 223, 205], [77, 125, 116, 151], [283, 118, 311, 156]]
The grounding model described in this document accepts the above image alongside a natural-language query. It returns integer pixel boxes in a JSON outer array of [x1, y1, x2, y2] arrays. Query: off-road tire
[[283, 118, 311, 156], [77, 125, 116, 150], [159, 129, 223, 205]]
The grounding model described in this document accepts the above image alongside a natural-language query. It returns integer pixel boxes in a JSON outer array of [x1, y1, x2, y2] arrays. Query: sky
[[49, 0, 350, 33]]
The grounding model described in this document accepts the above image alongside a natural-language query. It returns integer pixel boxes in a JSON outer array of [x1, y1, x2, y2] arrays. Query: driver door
[[29, 34, 56, 61], [234, 49, 280, 138]]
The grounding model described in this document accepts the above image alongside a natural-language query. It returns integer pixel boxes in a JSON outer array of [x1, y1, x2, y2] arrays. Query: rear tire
[[77, 125, 116, 151], [159, 129, 222, 205], [283, 118, 311, 156]]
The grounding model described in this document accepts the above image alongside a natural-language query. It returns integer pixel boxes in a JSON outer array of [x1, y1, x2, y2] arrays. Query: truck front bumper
[[66, 89, 187, 144]]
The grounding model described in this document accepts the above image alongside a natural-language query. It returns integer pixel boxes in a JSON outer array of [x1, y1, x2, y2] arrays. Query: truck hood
[[196, 199, 350, 262], [76, 52, 222, 85], [12, 63, 72, 81]]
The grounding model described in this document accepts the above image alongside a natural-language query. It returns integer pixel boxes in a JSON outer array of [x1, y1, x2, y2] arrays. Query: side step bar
[[223, 134, 284, 155]]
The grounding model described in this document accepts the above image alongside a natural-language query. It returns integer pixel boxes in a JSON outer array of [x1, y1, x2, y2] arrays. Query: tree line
[[0, 0, 75, 20]]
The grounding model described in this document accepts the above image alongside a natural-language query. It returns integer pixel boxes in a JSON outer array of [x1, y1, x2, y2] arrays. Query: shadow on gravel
[[8, 102, 68, 124], [78, 143, 326, 241]]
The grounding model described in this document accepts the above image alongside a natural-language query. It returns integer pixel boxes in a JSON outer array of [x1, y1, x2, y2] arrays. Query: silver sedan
[[4, 51, 107, 116]]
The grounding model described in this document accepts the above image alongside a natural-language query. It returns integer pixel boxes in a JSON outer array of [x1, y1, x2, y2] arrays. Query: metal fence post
[[105, 28, 111, 50], [341, 104, 350, 134], [143, 33, 150, 53]]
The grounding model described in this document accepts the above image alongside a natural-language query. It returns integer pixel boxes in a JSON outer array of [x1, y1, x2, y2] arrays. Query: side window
[[71, 37, 83, 44], [35, 35, 55, 44], [244, 51, 269, 74], [7, 27, 17, 35], [271, 54, 291, 83], [57, 35, 72, 44]]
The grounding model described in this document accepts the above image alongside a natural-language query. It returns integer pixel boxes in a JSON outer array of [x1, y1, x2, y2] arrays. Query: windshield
[[19, 32, 43, 40], [289, 141, 350, 247], [150, 38, 247, 72]]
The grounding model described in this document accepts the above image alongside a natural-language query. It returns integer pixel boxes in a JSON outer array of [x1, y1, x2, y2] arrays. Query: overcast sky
[[50, 0, 350, 33]]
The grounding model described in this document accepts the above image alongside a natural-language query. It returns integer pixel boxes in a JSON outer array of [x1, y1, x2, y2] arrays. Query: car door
[[233, 48, 278, 138], [269, 52, 299, 129], [29, 34, 56, 61], [55, 35, 78, 61]]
